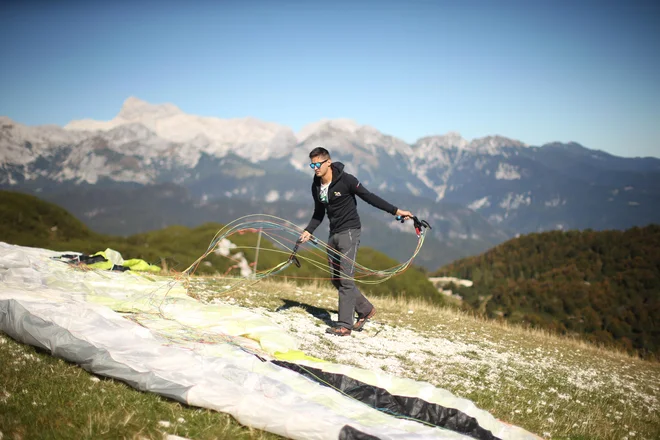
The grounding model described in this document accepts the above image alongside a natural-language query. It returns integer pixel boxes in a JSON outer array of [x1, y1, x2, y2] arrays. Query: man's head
[[309, 146, 332, 178]]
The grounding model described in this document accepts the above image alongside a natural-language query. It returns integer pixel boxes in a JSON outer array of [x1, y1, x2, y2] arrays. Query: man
[[299, 147, 414, 336]]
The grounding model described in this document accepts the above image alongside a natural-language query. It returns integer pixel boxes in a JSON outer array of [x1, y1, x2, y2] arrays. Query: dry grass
[[189, 276, 660, 440]]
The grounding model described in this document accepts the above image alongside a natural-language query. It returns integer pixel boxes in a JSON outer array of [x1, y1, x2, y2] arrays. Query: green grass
[[0, 334, 283, 440]]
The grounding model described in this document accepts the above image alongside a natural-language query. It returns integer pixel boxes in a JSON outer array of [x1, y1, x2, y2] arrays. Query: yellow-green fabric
[[88, 249, 161, 272], [122, 259, 161, 272]]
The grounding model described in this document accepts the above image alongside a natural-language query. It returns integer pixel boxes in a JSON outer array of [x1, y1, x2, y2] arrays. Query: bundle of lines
[[183, 213, 429, 289]]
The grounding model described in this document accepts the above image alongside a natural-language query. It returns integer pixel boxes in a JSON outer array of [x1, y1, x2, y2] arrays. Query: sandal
[[325, 326, 352, 336], [353, 306, 376, 332]]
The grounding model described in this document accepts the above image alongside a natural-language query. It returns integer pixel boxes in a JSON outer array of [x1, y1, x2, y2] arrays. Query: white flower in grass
[[542, 432, 551, 438], [158, 421, 171, 428], [547, 417, 554, 424], [90, 377, 100, 383]]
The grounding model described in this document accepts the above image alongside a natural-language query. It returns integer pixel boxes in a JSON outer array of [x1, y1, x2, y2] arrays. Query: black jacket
[[304, 162, 398, 235]]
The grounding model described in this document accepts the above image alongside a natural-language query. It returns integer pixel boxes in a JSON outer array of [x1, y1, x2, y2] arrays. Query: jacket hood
[[314, 161, 345, 185]]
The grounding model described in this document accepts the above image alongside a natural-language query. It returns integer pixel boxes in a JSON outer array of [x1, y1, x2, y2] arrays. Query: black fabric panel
[[273, 360, 500, 440], [338, 425, 381, 440], [54, 254, 131, 271], [55, 254, 108, 265]]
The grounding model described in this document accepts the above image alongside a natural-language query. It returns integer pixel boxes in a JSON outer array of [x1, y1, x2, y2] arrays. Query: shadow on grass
[[275, 298, 336, 326]]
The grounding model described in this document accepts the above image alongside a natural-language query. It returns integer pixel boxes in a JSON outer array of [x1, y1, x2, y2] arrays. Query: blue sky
[[1, 0, 659, 158]]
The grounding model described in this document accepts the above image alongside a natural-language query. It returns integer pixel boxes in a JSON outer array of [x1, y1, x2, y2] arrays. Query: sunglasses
[[309, 159, 329, 169]]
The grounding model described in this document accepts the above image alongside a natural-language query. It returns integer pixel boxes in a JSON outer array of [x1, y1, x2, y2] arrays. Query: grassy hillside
[[0, 190, 441, 304], [0, 190, 95, 244], [434, 226, 660, 359]]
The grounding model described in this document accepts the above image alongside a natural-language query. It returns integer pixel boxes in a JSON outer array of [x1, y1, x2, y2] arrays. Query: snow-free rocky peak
[[296, 118, 363, 143], [414, 133, 527, 156], [296, 118, 412, 157], [65, 96, 182, 132], [65, 97, 297, 161], [117, 96, 184, 121], [467, 135, 527, 154], [0, 117, 86, 165], [413, 132, 468, 155]]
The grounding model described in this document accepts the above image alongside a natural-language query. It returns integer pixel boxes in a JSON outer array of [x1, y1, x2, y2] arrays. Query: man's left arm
[[347, 174, 398, 215]]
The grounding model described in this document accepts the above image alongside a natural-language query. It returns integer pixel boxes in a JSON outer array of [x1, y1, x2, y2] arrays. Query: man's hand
[[299, 230, 312, 243], [395, 209, 414, 220]]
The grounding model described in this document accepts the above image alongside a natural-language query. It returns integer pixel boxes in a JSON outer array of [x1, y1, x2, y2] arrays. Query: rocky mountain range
[[2, 97, 659, 269]]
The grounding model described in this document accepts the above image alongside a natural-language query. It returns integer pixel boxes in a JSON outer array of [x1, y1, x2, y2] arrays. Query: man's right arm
[[304, 188, 325, 235]]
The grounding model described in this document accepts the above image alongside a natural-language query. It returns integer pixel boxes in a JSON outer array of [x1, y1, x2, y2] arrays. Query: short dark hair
[[309, 147, 330, 160]]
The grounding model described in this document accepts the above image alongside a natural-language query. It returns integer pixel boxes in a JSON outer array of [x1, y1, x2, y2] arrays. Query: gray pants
[[327, 228, 373, 329]]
